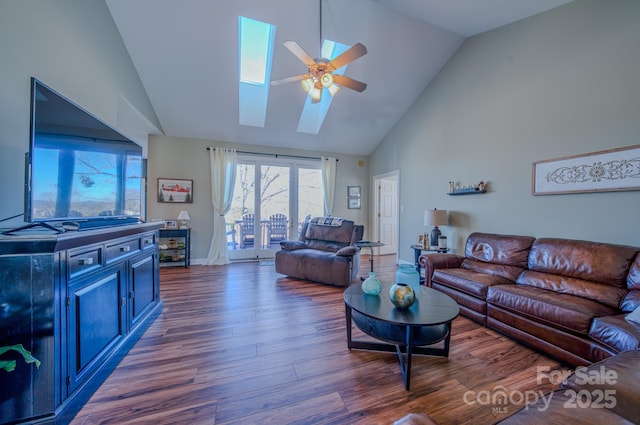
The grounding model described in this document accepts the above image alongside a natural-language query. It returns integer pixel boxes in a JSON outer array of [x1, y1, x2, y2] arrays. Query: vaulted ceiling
[[106, 0, 574, 156]]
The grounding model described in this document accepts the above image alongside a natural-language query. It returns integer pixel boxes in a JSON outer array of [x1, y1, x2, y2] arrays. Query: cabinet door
[[67, 264, 125, 394], [129, 252, 158, 328]]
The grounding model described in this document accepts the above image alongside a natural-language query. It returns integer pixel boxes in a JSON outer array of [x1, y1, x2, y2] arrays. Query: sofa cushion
[[465, 232, 535, 268], [461, 233, 535, 282], [628, 254, 640, 289], [432, 268, 515, 299], [275, 248, 353, 286], [528, 238, 638, 288], [516, 270, 628, 309], [589, 314, 640, 353], [620, 290, 640, 312], [280, 240, 307, 251], [487, 284, 618, 335], [305, 219, 354, 244]]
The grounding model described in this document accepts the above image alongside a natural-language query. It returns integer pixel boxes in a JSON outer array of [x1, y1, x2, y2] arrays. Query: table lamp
[[424, 209, 447, 248], [177, 210, 191, 229]]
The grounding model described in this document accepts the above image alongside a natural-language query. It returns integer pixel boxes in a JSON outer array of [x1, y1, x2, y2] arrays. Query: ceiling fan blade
[[327, 43, 367, 71], [283, 41, 317, 67], [270, 74, 309, 86], [332, 74, 367, 92]]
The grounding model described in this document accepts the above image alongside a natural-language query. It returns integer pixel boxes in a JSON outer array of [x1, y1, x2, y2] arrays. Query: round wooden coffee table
[[343, 284, 459, 390]]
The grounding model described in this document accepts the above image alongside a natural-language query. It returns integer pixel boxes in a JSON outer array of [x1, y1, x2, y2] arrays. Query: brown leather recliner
[[275, 217, 364, 286]]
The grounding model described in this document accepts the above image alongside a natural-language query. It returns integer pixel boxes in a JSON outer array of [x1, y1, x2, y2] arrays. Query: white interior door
[[374, 172, 398, 256]]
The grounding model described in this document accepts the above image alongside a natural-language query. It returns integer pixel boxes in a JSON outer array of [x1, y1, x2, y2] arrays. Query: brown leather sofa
[[275, 217, 364, 286], [498, 349, 640, 424], [419, 232, 640, 366], [394, 349, 640, 424]]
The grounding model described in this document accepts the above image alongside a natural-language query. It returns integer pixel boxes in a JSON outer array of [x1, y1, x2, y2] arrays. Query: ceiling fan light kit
[[273, 41, 367, 103], [271, 0, 367, 103]]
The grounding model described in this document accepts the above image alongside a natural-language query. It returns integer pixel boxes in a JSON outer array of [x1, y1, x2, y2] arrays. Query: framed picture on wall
[[532, 144, 640, 195], [348, 197, 361, 209], [348, 186, 361, 197], [158, 178, 193, 203]]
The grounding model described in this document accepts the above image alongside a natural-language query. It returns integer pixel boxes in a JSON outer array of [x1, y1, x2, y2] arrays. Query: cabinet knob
[[78, 258, 93, 266], [120, 246, 131, 252], [144, 239, 152, 245]]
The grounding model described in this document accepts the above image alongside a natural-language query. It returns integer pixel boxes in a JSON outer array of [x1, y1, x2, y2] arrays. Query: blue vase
[[362, 272, 382, 296], [389, 283, 415, 309], [396, 264, 420, 295]]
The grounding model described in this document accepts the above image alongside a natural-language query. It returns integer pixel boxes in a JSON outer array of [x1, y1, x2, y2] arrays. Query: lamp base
[[430, 226, 441, 248]]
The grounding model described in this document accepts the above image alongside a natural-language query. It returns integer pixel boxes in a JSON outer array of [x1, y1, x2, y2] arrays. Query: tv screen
[[27, 78, 144, 226]]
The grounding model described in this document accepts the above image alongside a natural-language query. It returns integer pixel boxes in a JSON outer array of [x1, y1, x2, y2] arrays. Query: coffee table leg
[[345, 304, 353, 349], [394, 326, 415, 390]]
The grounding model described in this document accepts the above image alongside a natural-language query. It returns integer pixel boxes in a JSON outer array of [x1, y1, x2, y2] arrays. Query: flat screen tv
[[22, 78, 144, 231]]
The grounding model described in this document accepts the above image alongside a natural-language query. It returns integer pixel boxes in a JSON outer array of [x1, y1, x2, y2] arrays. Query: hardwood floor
[[70, 255, 569, 425]]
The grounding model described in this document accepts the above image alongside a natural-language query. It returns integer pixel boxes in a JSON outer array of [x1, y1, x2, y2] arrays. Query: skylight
[[238, 17, 352, 134], [297, 40, 350, 135], [238, 16, 275, 127]]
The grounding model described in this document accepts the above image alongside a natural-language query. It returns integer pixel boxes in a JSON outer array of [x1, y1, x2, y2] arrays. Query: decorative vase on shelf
[[362, 272, 382, 296], [389, 283, 416, 309], [396, 264, 420, 295]]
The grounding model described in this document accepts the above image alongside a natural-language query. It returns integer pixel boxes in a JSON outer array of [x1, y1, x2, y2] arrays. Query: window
[[238, 16, 276, 127]]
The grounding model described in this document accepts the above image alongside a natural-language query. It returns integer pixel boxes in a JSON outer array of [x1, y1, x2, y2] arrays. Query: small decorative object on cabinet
[[424, 209, 447, 247], [389, 283, 415, 309], [159, 228, 191, 267], [177, 210, 191, 229], [362, 272, 382, 295]]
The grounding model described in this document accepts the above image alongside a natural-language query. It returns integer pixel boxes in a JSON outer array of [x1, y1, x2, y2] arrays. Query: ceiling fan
[[270, 1, 368, 103]]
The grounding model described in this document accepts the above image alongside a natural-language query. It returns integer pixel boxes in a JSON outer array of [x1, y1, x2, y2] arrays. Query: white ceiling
[[106, 0, 574, 156]]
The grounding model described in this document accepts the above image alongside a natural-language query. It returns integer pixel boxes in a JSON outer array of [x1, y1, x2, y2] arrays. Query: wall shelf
[[447, 189, 487, 196]]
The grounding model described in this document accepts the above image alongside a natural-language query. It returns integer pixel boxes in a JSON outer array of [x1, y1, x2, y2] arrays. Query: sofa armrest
[[280, 240, 308, 251], [419, 253, 465, 287], [336, 245, 359, 257], [589, 313, 640, 353], [561, 350, 640, 423]]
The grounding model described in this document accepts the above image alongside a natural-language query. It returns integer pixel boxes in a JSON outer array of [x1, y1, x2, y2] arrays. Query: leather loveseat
[[498, 349, 640, 424], [275, 217, 364, 286], [393, 349, 640, 424], [419, 232, 640, 366]]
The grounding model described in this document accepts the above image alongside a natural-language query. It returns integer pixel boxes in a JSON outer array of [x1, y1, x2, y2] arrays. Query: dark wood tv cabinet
[[0, 222, 163, 425]]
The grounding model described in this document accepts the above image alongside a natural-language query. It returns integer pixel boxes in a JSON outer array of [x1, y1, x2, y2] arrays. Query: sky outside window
[[239, 16, 275, 127]]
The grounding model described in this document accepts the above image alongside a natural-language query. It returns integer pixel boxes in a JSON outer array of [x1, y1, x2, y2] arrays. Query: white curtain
[[321, 157, 337, 216], [205, 147, 238, 265]]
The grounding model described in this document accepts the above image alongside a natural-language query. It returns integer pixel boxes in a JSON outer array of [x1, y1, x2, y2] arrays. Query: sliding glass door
[[226, 156, 323, 260]]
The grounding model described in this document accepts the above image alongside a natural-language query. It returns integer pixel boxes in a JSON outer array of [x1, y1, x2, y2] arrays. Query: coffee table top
[[344, 284, 459, 327]]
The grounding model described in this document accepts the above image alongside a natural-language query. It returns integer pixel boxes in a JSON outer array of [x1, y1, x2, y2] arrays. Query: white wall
[[0, 0, 160, 229], [147, 135, 370, 262], [370, 0, 640, 263]]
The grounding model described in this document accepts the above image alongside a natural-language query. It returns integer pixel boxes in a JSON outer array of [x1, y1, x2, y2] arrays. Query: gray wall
[[0, 0, 159, 229], [370, 0, 640, 263], [147, 135, 369, 263]]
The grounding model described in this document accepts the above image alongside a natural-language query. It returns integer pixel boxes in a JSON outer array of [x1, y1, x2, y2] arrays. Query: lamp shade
[[424, 209, 447, 227], [177, 210, 191, 221]]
